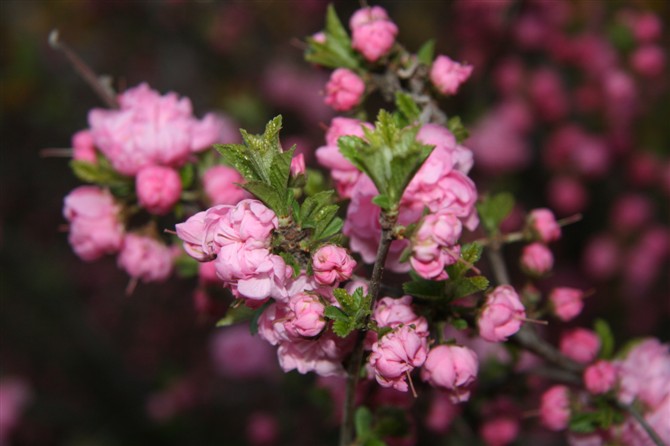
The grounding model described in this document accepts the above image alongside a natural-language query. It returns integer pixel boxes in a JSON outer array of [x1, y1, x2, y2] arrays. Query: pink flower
[[559, 328, 600, 364], [246, 412, 279, 446], [176, 208, 223, 262], [410, 212, 462, 280], [631, 44, 666, 77], [312, 245, 357, 286], [421, 344, 478, 402], [425, 393, 459, 433], [430, 55, 473, 95], [63, 186, 124, 261], [478, 285, 526, 342], [540, 385, 570, 431], [373, 296, 428, 334], [615, 338, 670, 409], [88, 83, 224, 175], [416, 123, 473, 175], [284, 293, 326, 338], [135, 165, 182, 215], [583, 360, 617, 395], [290, 153, 306, 177], [350, 6, 398, 62], [324, 68, 365, 111], [528, 208, 561, 243], [369, 325, 428, 392], [210, 325, 277, 379], [277, 330, 352, 377], [547, 176, 588, 216], [202, 165, 247, 206], [213, 199, 278, 248], [0, 378, 31, 444], [480, 417, 519, 446], [72, 129, 97, 163], [549, 287, 584, 322], [520, 242, 554, 276], [117, 234, 174, 282]]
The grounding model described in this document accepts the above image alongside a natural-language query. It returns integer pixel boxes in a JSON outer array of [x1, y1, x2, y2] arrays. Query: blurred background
[[1, 1, 668, 445]]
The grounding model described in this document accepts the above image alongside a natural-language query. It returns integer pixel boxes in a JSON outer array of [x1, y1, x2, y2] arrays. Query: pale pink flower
[[257, 302, 291, 346], [63, 186, 124, 261], [615, 338, 670, 409], [213, 199, 278, 248], [520, 242, 554, 276], [350, 6, 398, 62], [210, 325, 277, 379], [369, 325, 428, 392], [312, 245, 357, 286], [583, 360, 617, 395], [410, 212, 462, 280], [324, 68, 365, 111], [540, 385, 570, 431], [425, 393, 459, 433], [416, 123, 473, 175], [478, 285, 526, 342], [175, 205, 232, 262], [480, 417, 519, 446], [421, 344, 478, 403], [528, 208, 561, 243], [430, 55, 473, 95], [135, 165, 182, 215], [277, 330, 352, 377], [284, 293, 326, 338], [559, 328, 600, 364], [88, 83, 223, 175], [202, 165, 247, 206], [372, 296, 428, 334], [549, 287, 584, 322], [117, 234, 173, 282], [72, 129, 97, 163]]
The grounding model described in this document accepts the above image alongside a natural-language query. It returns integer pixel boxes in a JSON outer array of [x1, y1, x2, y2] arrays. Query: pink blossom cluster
[[341, 123, 478, 277], [349, 6, 398, 62], [477, 285, 526, 343], [430, 55, 473, 96]]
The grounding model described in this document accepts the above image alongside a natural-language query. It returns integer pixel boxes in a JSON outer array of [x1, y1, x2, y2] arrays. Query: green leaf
[[569, 412, 599, 434], [324, 305, 348, 322], [448, 242, 483, 278], [594, 318, 615, 359], [326, 288, 372, 338], [216, 303, 255, 328], [451, 318, 469, 330], [70, 159, 131, 188], [304, 5, 360, 70], [447, 116, 470, 144], [477, 193, 515, 235], [355, 406, 373, 438], [174, 254, 199, 278], [395, 92, 420, 124], [279, 252, 301, 277], [417, 39, 435, 66], [179, 163, 195, 189], [403, 277, 445, 300], [444, 275, 490, 300]]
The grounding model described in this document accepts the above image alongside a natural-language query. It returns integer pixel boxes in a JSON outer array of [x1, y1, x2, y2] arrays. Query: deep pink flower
[[478, 285, 526, 342], [63, 186, 124, 261], [520, 242, 554, 276], [540, 385, 570, 431], [350, 6, 398, 62], [583, 360, 617, 395], [421, 344, 478, 402], [559, 328, 600, 364], [324, 68, 365, 111], [202, 165, 247, 206], [528, 208, 561, 243], [312, 245, 357, 286], [135, 165, 182, 215], [480, 417, 519, 446], [117, 234, 174, 282], [549, 287, 584, 322], [631, 44, 665, 78], [369, 325, 428, 392], [430, 55, 473, 95]]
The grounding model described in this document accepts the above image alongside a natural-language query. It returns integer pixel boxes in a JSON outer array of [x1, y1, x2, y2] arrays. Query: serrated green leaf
[[332, 319, 356, 337], [395, 92, 420, 124], [70, 160, 131, 187], [215, 143, 262, 182], [279, 252, 301, 277], [417, 39, 435, 65], [594, 318, 615, 359], [242, 181, 283, 212], [324, 305, 348, 321], [304, 5, 360, 70], [313, 216, 343, 243], [403, 278, 445, 300], [477, 193, 515, 235], [371, 194, 393, 210], [444, 275, 490, 300], [569, 412, 599, 434]]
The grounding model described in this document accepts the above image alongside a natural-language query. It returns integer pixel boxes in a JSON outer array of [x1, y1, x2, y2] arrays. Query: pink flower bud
[[549, 287, 584, 322], [527, 208, 561, 243], [136, 165, 182, 215], [350, 7, 398, 62], [285, 293, 326, 338], [430, 55, 473, 96], [547, 176, 588, 215], [72, 129, 97, 164], [246, 412, 279, 446], [631, 44, 666, 78], [324, 68, 365, 111], [373, 296, 428, 334], [478, 285, 526, 342], [520, 242, 554, 276], [369, 325, 428, 392], [290, 153, 306, 177], [421, 344, 478, 403], [480, 417, 519, 446], [559, 328, 600, 364], [117, 234, 173, 282], [583, 360, 617, 395], [540, 385, 570, 431], [63, 186, 124, 261], [312, 245, 357, 286], [202, 165, 246, 206]]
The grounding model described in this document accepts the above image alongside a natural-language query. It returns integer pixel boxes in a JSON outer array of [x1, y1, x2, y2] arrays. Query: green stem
[[339, 211, 397, 446]]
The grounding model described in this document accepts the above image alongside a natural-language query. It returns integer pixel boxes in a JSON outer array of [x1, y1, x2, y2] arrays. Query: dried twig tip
[[49, 29, 61, 49]]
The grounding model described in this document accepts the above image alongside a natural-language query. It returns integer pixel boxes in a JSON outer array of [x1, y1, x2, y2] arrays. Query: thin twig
[[622, 402, 667, 446]]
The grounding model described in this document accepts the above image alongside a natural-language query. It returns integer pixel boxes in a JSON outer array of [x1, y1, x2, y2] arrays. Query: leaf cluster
[[304, 5, 361, 70], [70, 156, 133, 196], [338, 110, 433, 213], [354, 406, 410, 446], [477, 192, 515, 236], [324, 287, 372, 338]]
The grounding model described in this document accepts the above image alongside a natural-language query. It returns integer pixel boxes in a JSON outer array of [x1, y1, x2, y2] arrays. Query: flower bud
[[520, 242, 554, 276], [478, 285, 526, 342], [549, 287, 584, 322], [312, 245, 357, 286], [350, 6, 398, 62], [583, 360, 617, 395], [136, 165, 182, 215], [540, 385, 570, 431], [369, 325, 428, 392], [421, 344, 478, 403], [324, 68, 365, 111], [430, 55, 473, 95], [203, 165, 246, 206], [117, 234, 174, 282], [285, 293, 326, 338], [72, 129, 97, 164], [559, 328, 600, 364], [527, 208, 561, 243]]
